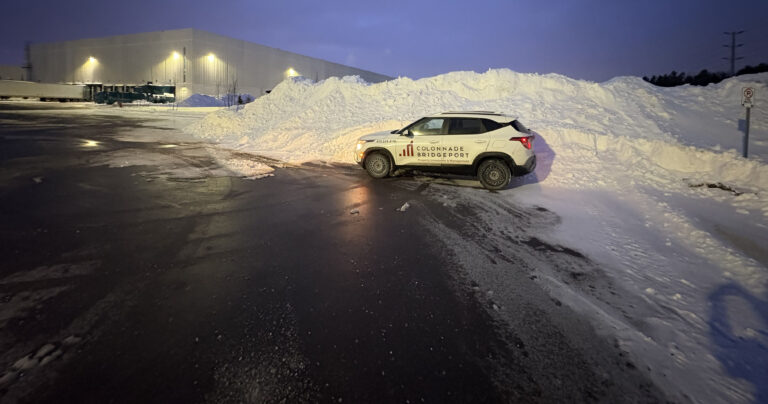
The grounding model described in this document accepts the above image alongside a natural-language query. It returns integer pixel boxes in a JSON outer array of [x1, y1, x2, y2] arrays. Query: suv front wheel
[[364, 152, 391, 178], [477, 158, 511, 190]]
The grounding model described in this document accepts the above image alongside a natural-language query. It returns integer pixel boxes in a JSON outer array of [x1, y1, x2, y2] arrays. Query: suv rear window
[[448, 118, 483, 134], [482, 119, 502, 132]]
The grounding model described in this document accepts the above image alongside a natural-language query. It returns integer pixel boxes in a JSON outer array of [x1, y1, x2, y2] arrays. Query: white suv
[[354, 112, 536, 190]]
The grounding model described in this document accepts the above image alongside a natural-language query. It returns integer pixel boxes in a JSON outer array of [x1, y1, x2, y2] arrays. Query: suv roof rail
[[441, 110, 497, 114], [440, 111, 505, 116]]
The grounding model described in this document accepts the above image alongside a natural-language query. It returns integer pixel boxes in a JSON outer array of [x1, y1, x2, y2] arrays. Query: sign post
[[741, 87, 754, 158]]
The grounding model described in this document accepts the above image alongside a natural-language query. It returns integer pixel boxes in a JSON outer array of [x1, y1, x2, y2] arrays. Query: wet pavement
[[0, 103, 665, 403]]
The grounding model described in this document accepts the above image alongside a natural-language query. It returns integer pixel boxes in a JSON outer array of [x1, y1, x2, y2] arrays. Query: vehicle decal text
[[416, 145, 467, 159]]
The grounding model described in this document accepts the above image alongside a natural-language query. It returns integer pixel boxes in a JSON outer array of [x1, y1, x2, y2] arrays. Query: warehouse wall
[[30, 29, 194, 86], [29, 29, 392, 101], [184, 30, 392, 98], [0, 65, 25, 81]]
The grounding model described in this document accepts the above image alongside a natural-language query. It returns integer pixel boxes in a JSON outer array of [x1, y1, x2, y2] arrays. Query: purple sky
[[1, 0, 766, 82]]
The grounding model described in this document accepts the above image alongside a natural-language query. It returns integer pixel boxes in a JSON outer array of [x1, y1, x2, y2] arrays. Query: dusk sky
[[1, 0, 766, 82]]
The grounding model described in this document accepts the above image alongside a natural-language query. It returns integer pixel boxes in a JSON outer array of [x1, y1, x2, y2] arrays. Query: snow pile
[[187, 70, 767, 162], [178, 93, 255, 107], [178, 94, 226, 107]]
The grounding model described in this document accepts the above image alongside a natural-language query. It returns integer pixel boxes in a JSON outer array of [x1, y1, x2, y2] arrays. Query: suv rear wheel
[[364, 152, 391, 178], [477, 158, 511, 190]]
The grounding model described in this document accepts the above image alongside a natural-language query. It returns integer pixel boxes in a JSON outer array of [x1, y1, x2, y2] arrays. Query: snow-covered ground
[[185, 70, 768, 403]]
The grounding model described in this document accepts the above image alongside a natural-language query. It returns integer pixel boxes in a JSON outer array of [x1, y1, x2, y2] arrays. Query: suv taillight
[[510, 135, 534, 150]]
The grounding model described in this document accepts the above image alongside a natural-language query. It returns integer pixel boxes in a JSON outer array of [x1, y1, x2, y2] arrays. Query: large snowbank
[[187, 69, 767, 162], [178, 94, 226, 107]]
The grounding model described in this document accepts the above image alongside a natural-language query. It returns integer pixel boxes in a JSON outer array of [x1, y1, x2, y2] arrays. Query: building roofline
[[32, 28, 194, 46], [32, 28, 393, 80], [187, 29, 392, 80]]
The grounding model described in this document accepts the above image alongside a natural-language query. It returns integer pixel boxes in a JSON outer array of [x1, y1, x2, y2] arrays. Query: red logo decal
[[400, 141, 414, 157]]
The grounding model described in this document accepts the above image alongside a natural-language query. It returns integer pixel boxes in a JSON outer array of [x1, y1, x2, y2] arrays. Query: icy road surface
[[0, 103, 669, 402]]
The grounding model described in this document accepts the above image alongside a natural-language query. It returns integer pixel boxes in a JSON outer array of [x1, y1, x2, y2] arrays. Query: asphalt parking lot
[[0, 104, 664, 403]]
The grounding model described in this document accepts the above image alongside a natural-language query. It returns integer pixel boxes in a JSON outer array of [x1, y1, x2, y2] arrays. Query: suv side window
[[448, 118, 484, 135], [482, 119, 502, 132], [411, 118, 447, 136]]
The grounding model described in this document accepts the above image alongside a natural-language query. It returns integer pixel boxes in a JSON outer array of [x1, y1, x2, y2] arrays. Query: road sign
[[742, 87, 754, 107], [741, 87, 754, 158]]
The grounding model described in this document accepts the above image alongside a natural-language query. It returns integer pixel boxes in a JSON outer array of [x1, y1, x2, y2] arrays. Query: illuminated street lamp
[[170, 51, 181, 85], [83, 56, 98, 84], [206, 53, 217, 90]]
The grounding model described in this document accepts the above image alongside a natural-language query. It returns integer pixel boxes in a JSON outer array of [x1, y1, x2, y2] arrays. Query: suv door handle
[[474, 140, 488, 143], [429, 140, 440, 144]]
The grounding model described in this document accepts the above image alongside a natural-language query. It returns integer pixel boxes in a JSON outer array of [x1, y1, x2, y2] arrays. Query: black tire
[[477, 158, 511, 190], [364, 152, 391, 179]]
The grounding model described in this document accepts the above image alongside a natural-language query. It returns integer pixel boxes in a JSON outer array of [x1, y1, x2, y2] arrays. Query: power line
[[723, 30, 745, 76]]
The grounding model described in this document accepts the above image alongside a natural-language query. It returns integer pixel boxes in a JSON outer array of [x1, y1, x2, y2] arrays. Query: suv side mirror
[[401, 129, 413, 137]]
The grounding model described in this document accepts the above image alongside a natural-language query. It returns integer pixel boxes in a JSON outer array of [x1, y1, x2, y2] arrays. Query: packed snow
[[178, 93, 255, 107], [187, 70, 767, 163], [178, 93, 227, 107], [186, 69, 768, 403]]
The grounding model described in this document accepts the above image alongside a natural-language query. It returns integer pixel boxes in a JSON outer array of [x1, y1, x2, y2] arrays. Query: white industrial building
[[29, 29, 391, 101], [0, 65, 26, 81]]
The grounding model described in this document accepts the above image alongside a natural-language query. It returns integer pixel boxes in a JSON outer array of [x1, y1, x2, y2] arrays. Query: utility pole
[[723, 31, 745, 76], [22, 41, 32, 81]]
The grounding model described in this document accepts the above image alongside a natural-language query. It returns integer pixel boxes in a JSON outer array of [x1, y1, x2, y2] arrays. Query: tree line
[[642, 63, 768, 87]]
